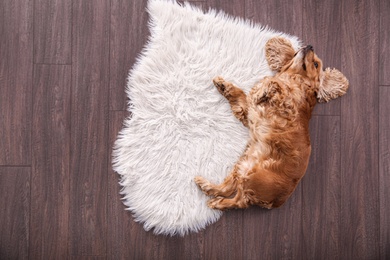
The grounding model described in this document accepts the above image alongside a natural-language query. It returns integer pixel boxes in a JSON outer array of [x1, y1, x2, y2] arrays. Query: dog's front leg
[[252, 78, 283, 106], [213, 76, 248, 127]]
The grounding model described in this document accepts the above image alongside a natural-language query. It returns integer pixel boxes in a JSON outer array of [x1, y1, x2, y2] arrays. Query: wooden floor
[[1, 0, 389, 259]]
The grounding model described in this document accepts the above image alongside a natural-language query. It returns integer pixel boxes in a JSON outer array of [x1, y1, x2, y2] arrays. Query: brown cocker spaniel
[[195, 37, 349, 210]]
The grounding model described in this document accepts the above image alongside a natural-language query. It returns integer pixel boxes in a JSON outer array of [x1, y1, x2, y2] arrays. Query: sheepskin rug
[[113, 0, 301, 236]]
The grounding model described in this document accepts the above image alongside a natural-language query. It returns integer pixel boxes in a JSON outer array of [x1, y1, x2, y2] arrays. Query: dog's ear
[[317, 68, 349, 103], [265, 37, 295, 72]]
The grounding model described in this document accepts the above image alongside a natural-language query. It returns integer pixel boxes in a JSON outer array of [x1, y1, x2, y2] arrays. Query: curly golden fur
[[194, 37, 349, 210]]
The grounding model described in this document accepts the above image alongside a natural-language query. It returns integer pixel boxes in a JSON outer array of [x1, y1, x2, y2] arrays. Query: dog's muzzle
[[294, 45, 314, 57], [303, 45, 314, 55]]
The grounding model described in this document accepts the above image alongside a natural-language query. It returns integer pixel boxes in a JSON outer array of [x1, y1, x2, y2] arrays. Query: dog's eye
[[314, 62, 318, 68]]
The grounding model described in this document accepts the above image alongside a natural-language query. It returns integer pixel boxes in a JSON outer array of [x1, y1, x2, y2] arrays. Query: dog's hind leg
[[213, 76, 248, 127], [206, 182, 250, 210], [194, 168, 240, 198]]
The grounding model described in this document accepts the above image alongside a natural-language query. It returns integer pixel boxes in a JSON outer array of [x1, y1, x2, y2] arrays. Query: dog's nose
[[305, 45, 314, 51]]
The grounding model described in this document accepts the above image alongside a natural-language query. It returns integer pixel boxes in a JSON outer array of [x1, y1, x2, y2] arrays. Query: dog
[[194, 37, 349, 210]]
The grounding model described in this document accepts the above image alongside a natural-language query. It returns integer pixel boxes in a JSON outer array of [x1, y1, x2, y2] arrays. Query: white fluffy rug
[[113, 0, 301, 236]]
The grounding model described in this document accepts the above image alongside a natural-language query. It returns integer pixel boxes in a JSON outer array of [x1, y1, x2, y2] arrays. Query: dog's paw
[[213, 76, 225, 85], [253, 80, 282, 105], [207, 197, 225, 210], [194, 176, 213, 196], [254, 91, 269, 105], [213, 76, 227, 94]]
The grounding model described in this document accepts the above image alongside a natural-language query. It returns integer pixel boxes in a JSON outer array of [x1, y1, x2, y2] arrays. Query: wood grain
[[302, 116, 341, 259], [110, 0, 148, 111], [302, 0, 342, 115], [380, 0, 390, 85], [379, 87, 390, 260], [0, 167, 30, 260], [30, 64, 71, 259], [107, 111, 135, 259], [245, 0, 303, 38], [243, 193, 303, 259], [0, 0, 32, 165], [340, 0, 380, 258], [206, 0, 245, 17], [204, 211, 243, 259], [70, 0, 110, 256], [33, 0, 72, 64]]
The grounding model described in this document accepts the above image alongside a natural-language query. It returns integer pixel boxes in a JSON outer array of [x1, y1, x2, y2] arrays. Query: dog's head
[[266, 37, 349, 103]]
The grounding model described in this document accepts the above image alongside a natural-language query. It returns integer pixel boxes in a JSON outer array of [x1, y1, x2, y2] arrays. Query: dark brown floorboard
[[0, 167, 30, 259], [70, 0, 110, 256], [245, 0, 302, 38], [33, 0, 71, 64], [379, 87, 390, 260], [109, 0, 148, 111], [206, 0, 245, 17], [302, 0, 342, 116], [302, 116, 341, 259], [0, 0, 388, 259], [0, 0, 32, 165], [340, 0, 380, 259], [71, 257, 106, 260], [107, 111, 131, 259], [380, 0, 390, 85], [243, 195, 303, 259], [204, 211, 243, 259], [30, 64, 71, 259]]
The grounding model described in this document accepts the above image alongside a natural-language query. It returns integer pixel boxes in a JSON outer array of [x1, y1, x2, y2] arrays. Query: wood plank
[[71, 256, 106, 260], [108, 111, 204, 259], [110, 0, 148, 110], [30, 65, 71, 259], [0, 0, 32, 165], [204, 211, 243, 259], [242, 194, 303, 259], [243, 1, 304, 258], [302, 116, 341, 259], [245, 0, 302, 38], [125, 231, 203, 259], [380, 0, 390, 85], [107, 111, 135, 259], [0, 167, 30, 259], [70, 0, 110, 256], [340, 0, 380, 259], [379, 87, 390, 260], [206, 0, 245, 17], [302, 0, 342, 115], [33, 0, 72, 64]]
